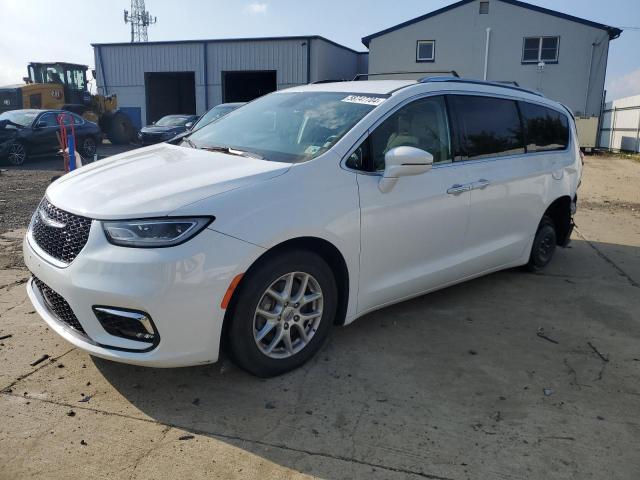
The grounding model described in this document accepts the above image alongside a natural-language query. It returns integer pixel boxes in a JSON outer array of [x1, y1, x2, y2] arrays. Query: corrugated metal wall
[[95, 39, 310, 124], [310, 39, 363, 82], [206, 38, 309, 106], [94, 37, 366, 126], [599, 95, 640, 153]]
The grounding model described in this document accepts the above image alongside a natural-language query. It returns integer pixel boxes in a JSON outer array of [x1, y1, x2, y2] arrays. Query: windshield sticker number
[[341, 95, 386, 106], [305, 145, 322, 155]]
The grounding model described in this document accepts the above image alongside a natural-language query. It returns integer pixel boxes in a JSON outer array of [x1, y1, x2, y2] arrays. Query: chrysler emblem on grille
[[38, 209, 66, 229]]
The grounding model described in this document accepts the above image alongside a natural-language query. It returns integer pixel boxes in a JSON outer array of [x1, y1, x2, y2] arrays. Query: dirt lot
[[0, 153, 639, 479]]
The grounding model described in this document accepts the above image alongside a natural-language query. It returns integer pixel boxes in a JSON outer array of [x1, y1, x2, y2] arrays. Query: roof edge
[[91, 35, 368, 55], [361, 0, 622, 47]]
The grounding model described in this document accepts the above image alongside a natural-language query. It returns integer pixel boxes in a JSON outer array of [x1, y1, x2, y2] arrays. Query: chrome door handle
[[471, 179, 491, 190], [447, 184, 470, 195]]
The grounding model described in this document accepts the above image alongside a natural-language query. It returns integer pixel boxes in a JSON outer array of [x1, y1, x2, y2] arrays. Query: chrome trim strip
[[93, 307, 155, 335]]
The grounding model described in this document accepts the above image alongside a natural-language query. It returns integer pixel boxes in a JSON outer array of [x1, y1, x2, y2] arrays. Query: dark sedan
[[137, 115, 199, 145], [167, 103, 245, 145], [0, 109, 102, 166]]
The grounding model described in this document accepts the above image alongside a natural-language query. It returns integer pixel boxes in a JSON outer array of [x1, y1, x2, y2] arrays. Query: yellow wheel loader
[[0, 62, 134, 144]]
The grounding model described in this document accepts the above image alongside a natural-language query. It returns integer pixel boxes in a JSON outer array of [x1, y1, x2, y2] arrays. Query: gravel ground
[[0, 143, 138, 268]]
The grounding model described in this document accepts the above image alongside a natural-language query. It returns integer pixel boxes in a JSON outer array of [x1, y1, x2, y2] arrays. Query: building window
[[416, 40, 435, 62], [522, 36, 559, 63], [479, 1, 489, 14]]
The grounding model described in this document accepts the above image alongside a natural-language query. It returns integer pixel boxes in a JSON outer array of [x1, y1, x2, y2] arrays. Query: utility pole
[[124, 0, 157, 43]]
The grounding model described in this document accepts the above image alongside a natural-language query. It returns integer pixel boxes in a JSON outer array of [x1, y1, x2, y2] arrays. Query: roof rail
[[419, 76, 544, 97], [353, 70, 459, 81]]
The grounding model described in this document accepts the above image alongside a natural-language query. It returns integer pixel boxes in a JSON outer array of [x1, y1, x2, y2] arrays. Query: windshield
[[0, 110, 38, 127], [193, 105, 239, 129], [187, 92, 387, 163], [155, 115, 192, 127]]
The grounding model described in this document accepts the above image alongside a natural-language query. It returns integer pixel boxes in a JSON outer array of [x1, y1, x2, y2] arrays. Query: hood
[[46, 143, 291, 219], [141, 125, 184, 134]]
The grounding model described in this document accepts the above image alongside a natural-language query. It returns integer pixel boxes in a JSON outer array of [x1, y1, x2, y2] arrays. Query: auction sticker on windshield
[[341, 95, 386, 106]]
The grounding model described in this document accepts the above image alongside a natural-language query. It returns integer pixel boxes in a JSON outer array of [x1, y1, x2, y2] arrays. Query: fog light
[[93, 307, 158, 344]]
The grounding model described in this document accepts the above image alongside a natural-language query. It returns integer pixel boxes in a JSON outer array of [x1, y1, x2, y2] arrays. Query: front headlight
[[102, 217, 213, 248]]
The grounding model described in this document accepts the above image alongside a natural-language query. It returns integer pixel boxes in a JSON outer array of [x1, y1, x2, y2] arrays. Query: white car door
[[448, 94, 538, 272], [352, 96, 472, 314]]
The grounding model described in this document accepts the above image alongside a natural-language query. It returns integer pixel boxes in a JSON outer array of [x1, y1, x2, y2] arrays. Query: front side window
[[194, 105, 238, 129], [189, 92, 386, 163], [37, 112, 58, 127], [346, 96, 452, 171], [520, 102, 569, 152], [416, 40, 435, 62], [522, 36, 559, 63], [450, 95, 524, 160], [156, 115, 193, 127], [65, 68, 86, 91]]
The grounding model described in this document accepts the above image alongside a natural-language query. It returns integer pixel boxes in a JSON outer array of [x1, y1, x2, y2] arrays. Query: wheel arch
[[221, 236, 351, 349], [542, 195, 573, 246]]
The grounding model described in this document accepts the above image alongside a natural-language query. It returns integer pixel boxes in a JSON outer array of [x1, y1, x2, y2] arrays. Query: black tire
[[227, 250, 337, 377], [80, 136, 98, 160], [527, 216, 557, 272], [6, 141, 27, 166], [106, 111, 134, 145]]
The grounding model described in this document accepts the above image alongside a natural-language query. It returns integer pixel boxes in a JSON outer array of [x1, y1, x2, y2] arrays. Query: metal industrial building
[[92, 36, 368, 127]]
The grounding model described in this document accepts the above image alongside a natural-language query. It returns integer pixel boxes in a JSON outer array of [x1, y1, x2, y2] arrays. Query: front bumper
[[23, 222, 262, 367], [0, 138, 14, 156]]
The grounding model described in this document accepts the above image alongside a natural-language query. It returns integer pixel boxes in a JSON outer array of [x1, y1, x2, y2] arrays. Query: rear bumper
[[23, 224, 263, 367]]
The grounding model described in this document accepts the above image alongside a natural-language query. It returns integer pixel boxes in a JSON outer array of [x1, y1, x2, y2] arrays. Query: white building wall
[[599, 95, 640, 152], [366, 0, 612, 116]]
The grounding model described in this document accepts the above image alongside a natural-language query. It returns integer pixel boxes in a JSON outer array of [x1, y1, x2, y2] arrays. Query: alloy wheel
[[253, 271, 324, 359], [7, 143, 26, 166]]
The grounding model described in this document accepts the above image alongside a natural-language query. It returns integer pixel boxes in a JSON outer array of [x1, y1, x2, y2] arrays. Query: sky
[[1, 0, 639, 100]]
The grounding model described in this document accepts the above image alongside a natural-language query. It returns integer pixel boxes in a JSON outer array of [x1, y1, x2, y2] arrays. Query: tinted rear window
[[450, 95, 525, 160], [520, 102, 569, 152]]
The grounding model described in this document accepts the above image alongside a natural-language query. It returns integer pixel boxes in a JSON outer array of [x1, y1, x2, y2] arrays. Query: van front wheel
[[527, 216, 557, 272], [227, 250, 337, 377]]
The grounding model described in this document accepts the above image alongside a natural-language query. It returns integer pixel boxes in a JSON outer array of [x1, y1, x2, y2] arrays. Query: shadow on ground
[[91, 239, 640, 479]]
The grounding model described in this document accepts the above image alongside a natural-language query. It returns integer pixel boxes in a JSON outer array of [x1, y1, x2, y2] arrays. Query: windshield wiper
[[201, 145, 264, 160], [181, 137, 197, 149]]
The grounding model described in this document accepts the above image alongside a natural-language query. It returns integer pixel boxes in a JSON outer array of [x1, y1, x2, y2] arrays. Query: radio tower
[[124, 0, 157, 42]]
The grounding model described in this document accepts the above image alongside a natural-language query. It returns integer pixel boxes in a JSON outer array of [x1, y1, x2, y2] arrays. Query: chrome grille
[[31, 199, 92, 264], [32, 276, 86, 334]]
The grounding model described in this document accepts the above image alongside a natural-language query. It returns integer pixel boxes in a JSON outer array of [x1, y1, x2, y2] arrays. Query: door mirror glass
[[379, 146, 433, 192]]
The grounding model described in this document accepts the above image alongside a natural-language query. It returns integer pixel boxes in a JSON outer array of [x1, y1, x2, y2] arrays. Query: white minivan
[[24, 78, 581, 376]]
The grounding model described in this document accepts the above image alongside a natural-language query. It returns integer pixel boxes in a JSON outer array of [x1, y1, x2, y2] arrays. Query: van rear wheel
[[227, 250, 337, 377], [527, 216, 557, 272]]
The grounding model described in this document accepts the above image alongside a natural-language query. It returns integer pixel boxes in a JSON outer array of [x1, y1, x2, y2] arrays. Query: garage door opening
[[223, 71, 277, 103], [145, 72, 196, 125]]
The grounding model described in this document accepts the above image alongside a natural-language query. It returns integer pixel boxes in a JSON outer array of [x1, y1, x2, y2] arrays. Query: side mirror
[[379, 146, 433, 193], [185, 122, 193, 129]]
